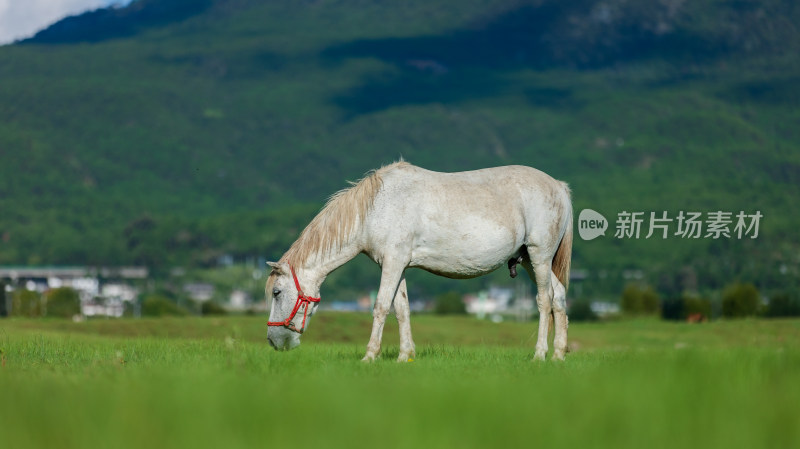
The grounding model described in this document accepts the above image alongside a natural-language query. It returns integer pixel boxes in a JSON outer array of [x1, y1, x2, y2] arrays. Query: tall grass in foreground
[[1, 317, 799, 449]]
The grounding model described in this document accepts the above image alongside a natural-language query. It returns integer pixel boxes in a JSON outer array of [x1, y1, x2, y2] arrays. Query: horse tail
[[551, 184, 573, 292]]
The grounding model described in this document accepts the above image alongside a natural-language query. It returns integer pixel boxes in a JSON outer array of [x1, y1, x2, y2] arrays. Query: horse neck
[[295, 234, 363, 296]]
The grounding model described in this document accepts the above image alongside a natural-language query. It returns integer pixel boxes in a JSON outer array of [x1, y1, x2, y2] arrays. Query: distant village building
[[463, 271, 589, 322], [81, 297, 125, 318], [464, 286, 514, 320], [183, 283, 214, 302], [228, 289, 251, 311], [590, 301, 621, 317], [0, 266, 147, 318], [102, 283, 138, 302]]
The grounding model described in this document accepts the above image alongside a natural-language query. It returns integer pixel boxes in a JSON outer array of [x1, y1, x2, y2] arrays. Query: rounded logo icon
[[578, 209, 608, 240]]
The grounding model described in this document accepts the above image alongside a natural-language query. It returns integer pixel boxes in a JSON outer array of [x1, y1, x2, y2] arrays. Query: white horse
[[266, 161, 573, 361]]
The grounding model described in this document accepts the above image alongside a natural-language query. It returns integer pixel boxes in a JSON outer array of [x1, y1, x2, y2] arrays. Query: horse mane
[[281, 161, 409, 266]]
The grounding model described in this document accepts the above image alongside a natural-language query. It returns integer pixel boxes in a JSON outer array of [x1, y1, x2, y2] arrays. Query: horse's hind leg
[[551, 271, 568, 360], [363, 263, 405, 362], [394, 277, 416, 362], [522, 255, 554, 361]]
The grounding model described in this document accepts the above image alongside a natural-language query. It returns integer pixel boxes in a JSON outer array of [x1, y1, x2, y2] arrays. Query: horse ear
[[266, 261, 285, 273]]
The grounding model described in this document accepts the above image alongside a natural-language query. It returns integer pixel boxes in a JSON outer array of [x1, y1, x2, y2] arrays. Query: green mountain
[[1, 0, 799, 298]]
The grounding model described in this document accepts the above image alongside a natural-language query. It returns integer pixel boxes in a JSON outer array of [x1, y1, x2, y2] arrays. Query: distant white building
[[80, 281, 139, 318], [183, 283, 214, 302], [102, 283, 138, 302], [590, 301, 621, 317], [81, 297, 125, 318], [0, 266, 146, 318], [464, 286, 514, 318], [70, 277, 100, 302], [228, 289, 252, 311]]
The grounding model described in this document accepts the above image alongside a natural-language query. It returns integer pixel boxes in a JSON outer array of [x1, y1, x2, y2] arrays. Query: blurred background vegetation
[[1, 0, 799, 304]]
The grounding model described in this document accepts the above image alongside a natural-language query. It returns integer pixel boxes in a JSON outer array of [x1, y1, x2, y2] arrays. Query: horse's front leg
[[362, 264, 405, 362], [394, 277, 416, 362]]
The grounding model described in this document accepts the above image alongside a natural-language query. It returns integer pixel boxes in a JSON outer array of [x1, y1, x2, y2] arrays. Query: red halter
[[267, 265, 320, 334]]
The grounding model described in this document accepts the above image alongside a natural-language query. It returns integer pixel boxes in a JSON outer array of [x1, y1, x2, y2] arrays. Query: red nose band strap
[[267, 265, 321, 334]]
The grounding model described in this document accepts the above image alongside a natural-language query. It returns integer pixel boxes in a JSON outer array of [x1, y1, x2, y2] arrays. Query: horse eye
[[272, 288, 281, 297]]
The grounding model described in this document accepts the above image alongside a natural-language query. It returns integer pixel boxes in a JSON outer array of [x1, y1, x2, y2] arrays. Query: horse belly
[[409, 217, 521, 279]]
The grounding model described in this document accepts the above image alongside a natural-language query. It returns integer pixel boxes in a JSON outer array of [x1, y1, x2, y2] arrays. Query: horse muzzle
[[267, 328, 300, 351]]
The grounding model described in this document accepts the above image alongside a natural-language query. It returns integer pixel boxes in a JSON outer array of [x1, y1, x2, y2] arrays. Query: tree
[[141, 294, 189, 317], [0, 281, 7, 317], [200, 301, 227, 316], [682, 295, 712, 321], [434, 291, 466, 315], [123, 215, 168, 274], [568, 300, 597, 322], [44, 287, 81, 318], [621, 283, 660, 315], [661, 294, 711, 321], [721, 283, 760, 318], [11, 289, 42, 317], [765, 293, 800, 318]]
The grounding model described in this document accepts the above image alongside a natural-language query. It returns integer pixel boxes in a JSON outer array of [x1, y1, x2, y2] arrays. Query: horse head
[[265, 261, 320, 350]]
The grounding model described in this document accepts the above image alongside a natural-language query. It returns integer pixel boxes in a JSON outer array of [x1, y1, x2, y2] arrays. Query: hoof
[[361, 354, 378, 363], [532, 352, 546, 362], [552, 350, 566, 361], [396, 351, 416, 363]]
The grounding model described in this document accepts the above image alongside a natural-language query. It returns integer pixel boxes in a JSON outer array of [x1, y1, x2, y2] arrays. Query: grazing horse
[[266, 161, 573, 361]]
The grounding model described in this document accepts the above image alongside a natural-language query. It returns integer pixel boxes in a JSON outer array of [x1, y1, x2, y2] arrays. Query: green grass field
[[1, 315, 799, 449]]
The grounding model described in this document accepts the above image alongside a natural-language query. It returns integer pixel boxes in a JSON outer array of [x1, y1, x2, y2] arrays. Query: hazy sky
[[0, 0, 133, 45]]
